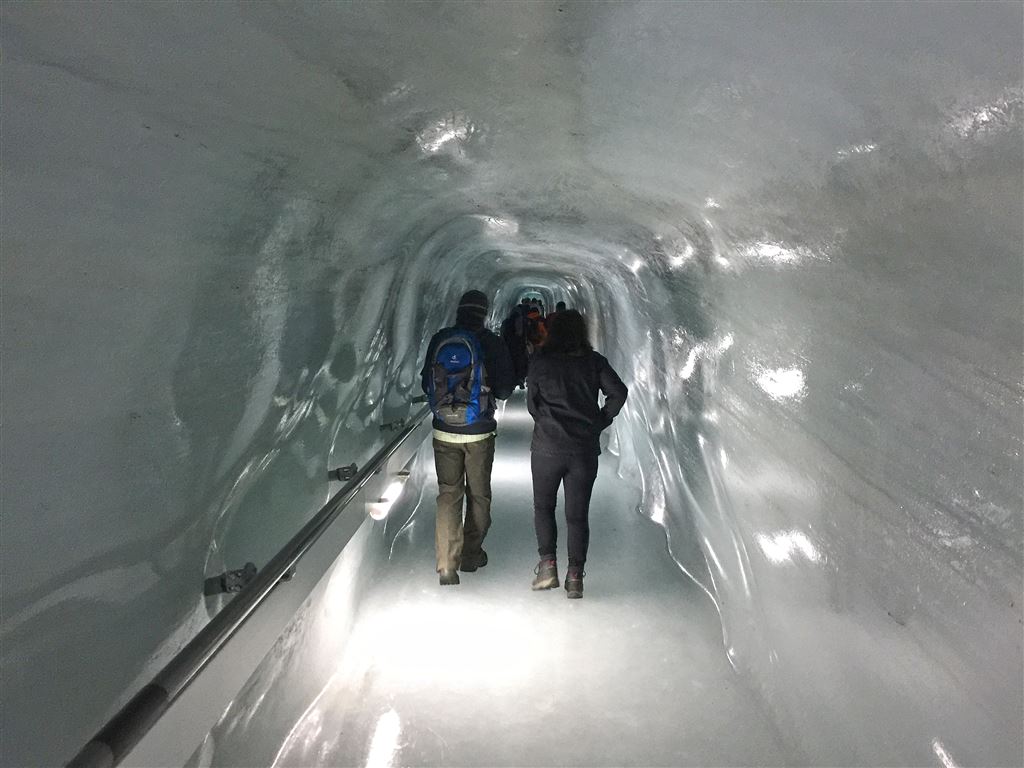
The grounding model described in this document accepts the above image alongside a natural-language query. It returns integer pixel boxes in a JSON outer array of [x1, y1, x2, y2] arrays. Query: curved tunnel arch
[[1, 2, 1021, 766]]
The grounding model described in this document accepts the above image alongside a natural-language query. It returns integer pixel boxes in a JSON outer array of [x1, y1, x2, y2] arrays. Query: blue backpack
[[428, 329, 490, 426]]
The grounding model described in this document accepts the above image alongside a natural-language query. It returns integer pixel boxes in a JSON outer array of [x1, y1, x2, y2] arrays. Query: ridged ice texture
[[1, 3, 1021, 766]]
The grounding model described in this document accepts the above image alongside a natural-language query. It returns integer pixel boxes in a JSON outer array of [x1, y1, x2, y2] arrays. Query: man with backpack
[[422, 290, 515, 585]]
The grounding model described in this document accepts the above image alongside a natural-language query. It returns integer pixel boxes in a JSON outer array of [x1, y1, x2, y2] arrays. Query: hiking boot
[[439, 569, 460, 586], [531, 558, 559, 590], [565, 567, 584, 599], [459, 549, 488, 573]]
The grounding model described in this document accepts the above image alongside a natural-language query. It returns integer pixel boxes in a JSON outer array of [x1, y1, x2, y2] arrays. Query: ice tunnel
[[2, 3, 1022, 767]]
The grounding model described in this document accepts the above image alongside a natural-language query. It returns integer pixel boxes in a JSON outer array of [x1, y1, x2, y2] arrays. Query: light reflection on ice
[[416, 114, 476, 153], [355, 600, 540, 688], [495, 403, 533, 425], [932, 739, 960, 768], [368, 479, 407, 521], [633, 360, 649, 385], [836, 142, 878, 158], [365, 709, 402, 768], [483, 216, 519, 235], [755, 365, 807, 401], [946, 89, 1022, 139], [742, 241, 811, 265], [678, 333, 734, 380], [680, 348, 699, 380], [649, 498, 667, 526], [755, 530, 822, 565], [490, 455, 531, 483], [703, 535, 728, 580], [668, 241, 695, 269]]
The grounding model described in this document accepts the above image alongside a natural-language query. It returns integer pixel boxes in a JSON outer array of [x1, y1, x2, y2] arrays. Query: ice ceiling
[[1, 2, 1022, 767]]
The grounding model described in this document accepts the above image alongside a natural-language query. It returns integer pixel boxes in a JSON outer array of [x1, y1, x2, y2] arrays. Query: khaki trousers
[[433, 436, 495, 571]]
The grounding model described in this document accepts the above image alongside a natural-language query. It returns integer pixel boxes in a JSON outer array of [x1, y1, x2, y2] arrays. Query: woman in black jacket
[[526, 310, 628, 598]]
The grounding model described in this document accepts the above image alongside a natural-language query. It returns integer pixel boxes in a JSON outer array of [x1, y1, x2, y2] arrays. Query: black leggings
[[531, 452, 599, 568]]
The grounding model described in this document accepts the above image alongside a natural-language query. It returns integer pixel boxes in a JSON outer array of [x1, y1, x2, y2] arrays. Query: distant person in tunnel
[[501, 301, 530, 388], [423, 290, 515, 586], [526, 310, 628, 598], [525, 302, 547, 353]]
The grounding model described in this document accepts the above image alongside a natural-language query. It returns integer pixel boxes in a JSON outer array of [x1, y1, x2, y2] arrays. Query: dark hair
[[543, 309, 592, 354], [555, 301, 567, 312]]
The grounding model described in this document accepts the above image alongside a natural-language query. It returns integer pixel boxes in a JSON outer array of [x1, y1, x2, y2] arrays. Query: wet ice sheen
[[1, 3, 1021, 767], [199, 397, 789, 767]]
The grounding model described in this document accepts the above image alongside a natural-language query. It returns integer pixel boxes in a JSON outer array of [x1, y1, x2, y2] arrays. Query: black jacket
[[500, 306, 530, 384], [527, 350, 628, 455], [421, 320, 516, 435]]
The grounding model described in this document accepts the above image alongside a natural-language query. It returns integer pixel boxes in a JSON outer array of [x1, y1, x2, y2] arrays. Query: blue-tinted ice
[[1, 3, 1021, 767]]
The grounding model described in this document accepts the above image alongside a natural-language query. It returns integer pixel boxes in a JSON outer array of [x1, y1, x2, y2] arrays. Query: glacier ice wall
[[1, 3, 1021, 766]]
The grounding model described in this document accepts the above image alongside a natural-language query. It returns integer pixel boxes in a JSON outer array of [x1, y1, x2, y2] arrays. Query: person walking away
[[525, 304, 547, 354], [423, 290, 515, 585], [500, 302, 530, 388], [526, 310, 627, 598], [548, 300, 567, 324]]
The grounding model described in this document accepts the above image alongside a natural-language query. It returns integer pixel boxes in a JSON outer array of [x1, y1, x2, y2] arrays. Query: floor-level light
[[368, 471, 410, 520]]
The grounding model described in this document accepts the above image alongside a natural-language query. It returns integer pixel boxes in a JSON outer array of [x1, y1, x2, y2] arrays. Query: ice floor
[[257, 393, 787, 768]]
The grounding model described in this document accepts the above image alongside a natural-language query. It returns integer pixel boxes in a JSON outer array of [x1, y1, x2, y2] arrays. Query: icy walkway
[[269, 393, 788, 767]]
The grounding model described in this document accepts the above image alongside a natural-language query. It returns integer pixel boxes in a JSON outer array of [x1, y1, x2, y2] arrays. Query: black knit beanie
[[458, 290, 489, 313], [456, 289, 488, 329]]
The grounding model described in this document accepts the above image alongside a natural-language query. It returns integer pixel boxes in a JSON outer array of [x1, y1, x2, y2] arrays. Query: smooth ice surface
[[2, 3, 1022, 767], [194, 395, 789, 767]]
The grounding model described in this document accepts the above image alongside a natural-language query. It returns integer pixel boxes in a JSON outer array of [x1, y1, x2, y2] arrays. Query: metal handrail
[[67, 406, 432, 768]]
